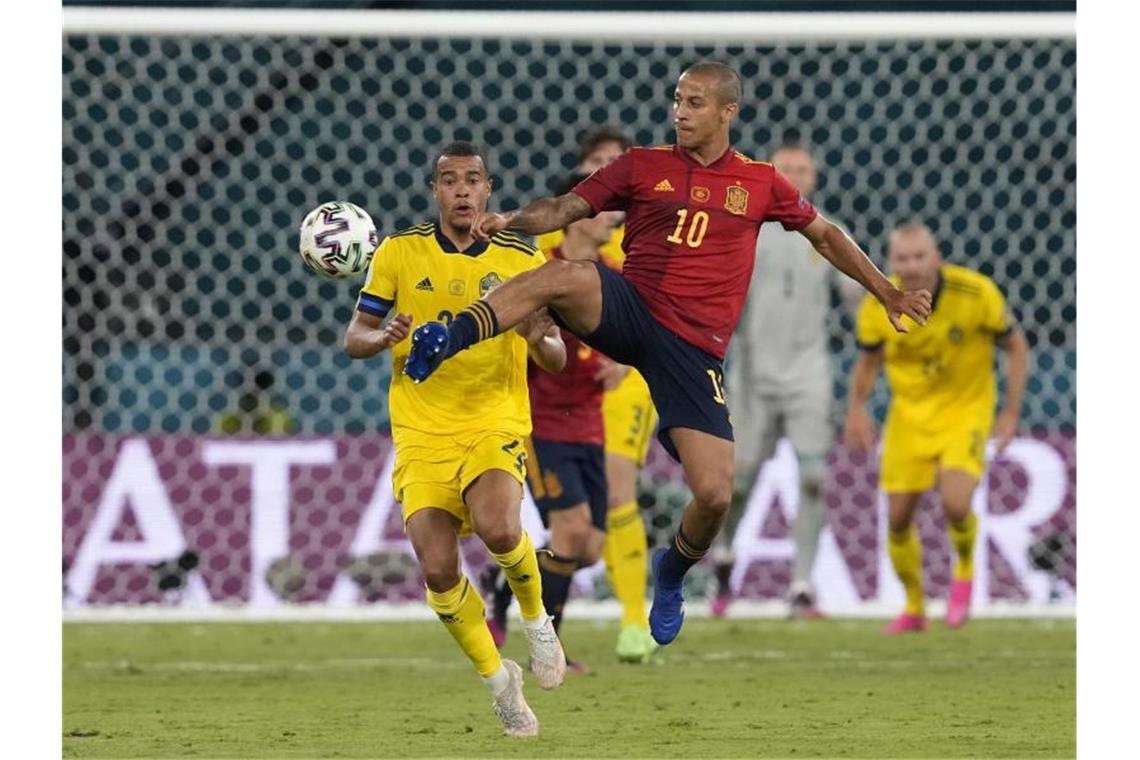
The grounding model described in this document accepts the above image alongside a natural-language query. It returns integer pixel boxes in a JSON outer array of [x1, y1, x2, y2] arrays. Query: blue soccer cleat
[[404, 321, 450, 382], [649, 549, 686, 646]]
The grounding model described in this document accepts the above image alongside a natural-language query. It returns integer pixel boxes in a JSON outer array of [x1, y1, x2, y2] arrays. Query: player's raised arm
[[472, 193, 594, 241], [799, 214, 932, 333], [344, 311, 413, 358]]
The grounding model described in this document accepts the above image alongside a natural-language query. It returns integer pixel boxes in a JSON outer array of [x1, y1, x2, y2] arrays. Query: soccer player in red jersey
[[406, 61, 933, 645]]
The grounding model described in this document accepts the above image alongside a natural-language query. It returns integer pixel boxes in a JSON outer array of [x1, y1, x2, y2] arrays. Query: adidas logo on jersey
[[415, 277, 434, 291], [654, 179, 675, 192]]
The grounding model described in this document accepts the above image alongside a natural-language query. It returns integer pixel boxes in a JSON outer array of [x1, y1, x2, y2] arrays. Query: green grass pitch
[[63, 618, 1074, 758]]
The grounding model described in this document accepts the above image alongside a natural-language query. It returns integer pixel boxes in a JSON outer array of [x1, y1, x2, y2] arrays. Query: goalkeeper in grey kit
[[715, 144, 863, 618]]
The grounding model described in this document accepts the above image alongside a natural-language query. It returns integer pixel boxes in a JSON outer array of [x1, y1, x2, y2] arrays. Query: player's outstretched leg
[[649, 429, 735, 645], [405, 260, 603, 382]]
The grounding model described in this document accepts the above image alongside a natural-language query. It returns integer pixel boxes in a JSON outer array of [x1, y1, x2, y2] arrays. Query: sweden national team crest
[[479, 272, 504, 297], [724, 184, 749, 215]]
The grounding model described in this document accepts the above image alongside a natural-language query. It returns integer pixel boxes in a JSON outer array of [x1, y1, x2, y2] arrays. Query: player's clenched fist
[[471, 210, 513, 242], [884, 288, 933, 333], [379, 313, 413, 349]]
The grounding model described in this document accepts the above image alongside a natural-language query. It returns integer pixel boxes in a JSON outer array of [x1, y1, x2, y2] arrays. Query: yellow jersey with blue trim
[[855, 264, 1014, 431], [356, 222, 544, 447]]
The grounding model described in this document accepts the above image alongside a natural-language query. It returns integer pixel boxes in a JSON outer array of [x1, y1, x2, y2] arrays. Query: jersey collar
[[674, 143, 735, 170], [433, 220, 489, 257], [931, 268, 946, 311]]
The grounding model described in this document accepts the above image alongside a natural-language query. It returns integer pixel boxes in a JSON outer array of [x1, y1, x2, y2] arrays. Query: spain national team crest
[[479, 272, 504, 297], [724, 184, 749, 215]]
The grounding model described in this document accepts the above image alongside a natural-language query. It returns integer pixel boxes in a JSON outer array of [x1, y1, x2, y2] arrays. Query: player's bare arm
[[843, 347, 883, 453], [472, 193, 594, 242], [344, 310, 413, 358], [517, 307, 567, 373], [799, 215, 932, 333], [993, 326, 1030, 451]]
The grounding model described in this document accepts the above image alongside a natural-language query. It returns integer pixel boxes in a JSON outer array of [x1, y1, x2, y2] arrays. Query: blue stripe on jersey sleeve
[[357, 293, 394, 317]]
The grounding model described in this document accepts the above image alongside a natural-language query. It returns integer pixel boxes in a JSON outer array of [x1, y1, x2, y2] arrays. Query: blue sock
[[656, 529, 707, 587], [444, 301, 499, 359]]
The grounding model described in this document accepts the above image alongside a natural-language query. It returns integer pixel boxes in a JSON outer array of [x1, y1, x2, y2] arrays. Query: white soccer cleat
[[524, 615, 567, 689], [491, 659, 539, 737]]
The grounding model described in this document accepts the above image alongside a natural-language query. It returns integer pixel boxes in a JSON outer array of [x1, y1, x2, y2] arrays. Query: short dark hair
[[577, 126, 632, 165], [682, 60, 743, 105], [432, 141, 489, 179]]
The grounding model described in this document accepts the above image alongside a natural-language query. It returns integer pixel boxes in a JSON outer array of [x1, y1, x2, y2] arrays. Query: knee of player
[[473, 522, 521, 556], [420, 562, 462, 594], [887, 513, 913, 535], [540, 258, 592, 297], [691, 479, 733, 518], [798, 459, 828, 500]]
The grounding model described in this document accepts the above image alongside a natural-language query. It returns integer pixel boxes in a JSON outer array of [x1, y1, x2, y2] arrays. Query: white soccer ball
[[298, 201, 379, 279]]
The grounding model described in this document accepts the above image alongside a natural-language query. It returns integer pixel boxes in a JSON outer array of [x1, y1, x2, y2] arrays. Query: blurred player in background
[[716, 144, 863, 619], [486, 173, 626, 672], [405, 62, 931, 646], [844, 221, 1030, 633], [536, 127, 658, 663], [343, 141, 567, 736]]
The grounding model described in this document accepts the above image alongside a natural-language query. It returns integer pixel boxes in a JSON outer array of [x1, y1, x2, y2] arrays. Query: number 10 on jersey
[[666, 209, 710, 248]]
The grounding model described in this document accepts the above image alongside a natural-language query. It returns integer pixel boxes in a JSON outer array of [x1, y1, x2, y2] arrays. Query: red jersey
[[528, 248, 606, 445], [572, 145, 818, 359]]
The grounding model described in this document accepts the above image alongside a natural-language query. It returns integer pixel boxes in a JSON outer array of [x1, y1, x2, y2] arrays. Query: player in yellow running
[[844, 221, 1030, 633], [536, 126, 658, 663], [343, 141, 568, 736]]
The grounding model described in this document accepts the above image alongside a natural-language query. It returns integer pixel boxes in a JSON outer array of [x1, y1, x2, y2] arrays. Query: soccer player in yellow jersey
[[844, 222, 1030, 633], [535, 126, 658, 663], [343, 141, 568, 736]]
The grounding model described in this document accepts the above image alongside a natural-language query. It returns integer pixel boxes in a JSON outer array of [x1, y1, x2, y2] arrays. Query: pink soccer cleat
[[710, 593, 732, 618], [882, 613, 929, 634], [945, 578, 973, 629]]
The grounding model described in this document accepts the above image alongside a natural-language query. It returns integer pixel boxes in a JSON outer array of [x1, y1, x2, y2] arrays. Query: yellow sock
[[489, 531, 545, 622], [425, 576, 502, 677], [888, 527, 925, 616], [947, 512, 978, 581], [603, 501, 648, 627]]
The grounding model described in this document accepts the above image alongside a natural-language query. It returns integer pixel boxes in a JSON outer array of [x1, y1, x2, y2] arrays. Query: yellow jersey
[[536, 226, 626, 270], [855, 264, 1013, 430], [357, 222, 544, 448]]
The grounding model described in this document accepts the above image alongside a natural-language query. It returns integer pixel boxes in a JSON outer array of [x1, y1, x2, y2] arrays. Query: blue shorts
[[525, 437, 608, 530], [567, 262, 734, 462]]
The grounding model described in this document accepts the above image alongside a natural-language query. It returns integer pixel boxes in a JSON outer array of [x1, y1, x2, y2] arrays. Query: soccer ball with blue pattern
[[298, 201, 379, 279]]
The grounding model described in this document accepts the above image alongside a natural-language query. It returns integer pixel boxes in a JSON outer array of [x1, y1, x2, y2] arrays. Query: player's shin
[[791, 457, 828, 593], [656, 527, 709, 587], [489, 531, 547, 624], [443, 301, 501, 359], [537, 552, 577, 633], [947, 512, 978, 580], [603, 501, 649, 626], [887, 526, 925, 616], [425, 576, 503, 680]]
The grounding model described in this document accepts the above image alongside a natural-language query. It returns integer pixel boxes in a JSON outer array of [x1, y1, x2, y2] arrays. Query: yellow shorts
[[879, 409, 993, 493], [603, 369, 658, 466], [392, 430, 528, 536]]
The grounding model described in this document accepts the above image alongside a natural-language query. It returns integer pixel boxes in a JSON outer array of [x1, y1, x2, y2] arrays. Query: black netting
[[62, 35, 1075, 434]]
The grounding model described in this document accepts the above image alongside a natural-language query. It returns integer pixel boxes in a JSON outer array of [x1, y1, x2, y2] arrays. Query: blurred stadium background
[[61, 1, 1075, 615]]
